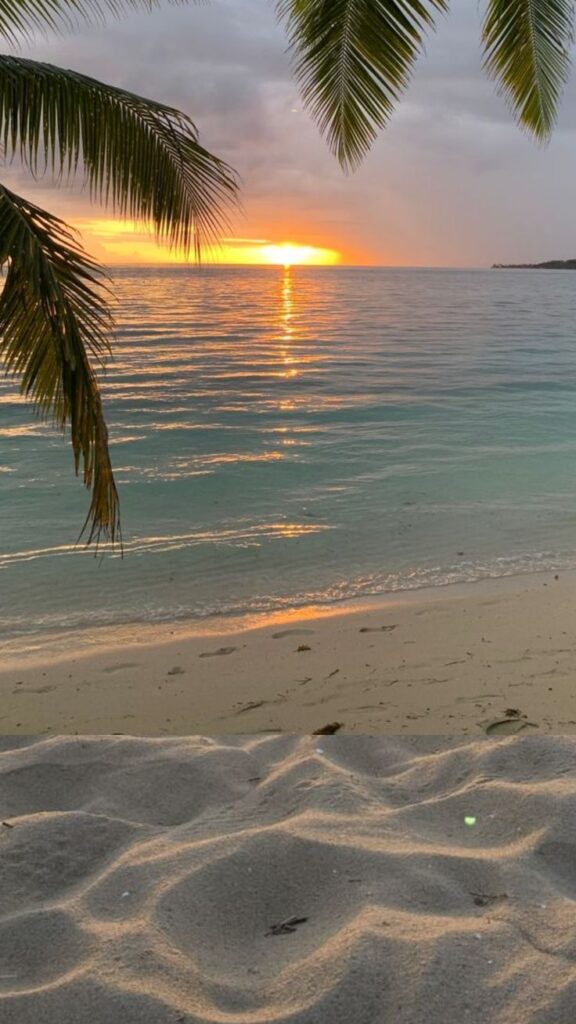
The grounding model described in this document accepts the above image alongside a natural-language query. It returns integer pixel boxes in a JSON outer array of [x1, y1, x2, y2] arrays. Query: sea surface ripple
[[2, 266, 576, 646]]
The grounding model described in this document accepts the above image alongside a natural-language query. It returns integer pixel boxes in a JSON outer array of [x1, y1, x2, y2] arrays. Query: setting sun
[[260, 242, 340, 267]]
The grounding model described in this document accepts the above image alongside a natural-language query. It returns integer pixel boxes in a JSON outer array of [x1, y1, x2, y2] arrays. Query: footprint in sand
[[167, 666, 185, 676], [359, 625, 398, 634], [271, 629, 315, 640], [199, 646, 237, 658]]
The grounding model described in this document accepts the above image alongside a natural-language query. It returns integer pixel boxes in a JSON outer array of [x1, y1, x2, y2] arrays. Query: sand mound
[[1, 734, 576, 1022]]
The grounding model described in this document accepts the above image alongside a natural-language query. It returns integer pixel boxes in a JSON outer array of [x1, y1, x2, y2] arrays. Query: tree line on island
[[493, 260, 576, 269]]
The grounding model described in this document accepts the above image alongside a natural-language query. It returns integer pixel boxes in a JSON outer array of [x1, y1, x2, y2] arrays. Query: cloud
[[5, 0, 576, 265]]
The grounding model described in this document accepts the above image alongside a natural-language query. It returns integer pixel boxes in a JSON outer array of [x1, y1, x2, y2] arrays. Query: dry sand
[[1, 570, 576, 735], [1, 733, 576, 1023]]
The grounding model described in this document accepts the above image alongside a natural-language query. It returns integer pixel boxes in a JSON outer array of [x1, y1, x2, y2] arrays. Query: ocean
[[2, 265, 576, 651]]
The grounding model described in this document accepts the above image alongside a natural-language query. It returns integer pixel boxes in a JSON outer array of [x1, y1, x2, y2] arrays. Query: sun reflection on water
[[279, 266, 297, 379]]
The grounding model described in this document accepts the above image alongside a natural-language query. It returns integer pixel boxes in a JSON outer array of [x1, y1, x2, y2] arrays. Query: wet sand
[[1, 570, 575, 735]]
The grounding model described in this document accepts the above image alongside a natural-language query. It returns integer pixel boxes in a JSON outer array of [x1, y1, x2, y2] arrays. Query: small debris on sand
[[235, 700, 265, 715], [266, 916, 308, 937], [101, 662, 140, 674], [312, 722, 344, 735], [199, 647, 237, 658], [481, 717, 538, 736], [470, 891, 508, 908], [359, 625, 398, 633]]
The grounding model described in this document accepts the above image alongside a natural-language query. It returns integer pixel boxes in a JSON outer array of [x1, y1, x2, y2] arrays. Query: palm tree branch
[[0, 184, 120, 546], [0, 0, 192, 45], [276, 0, 447, 169], [483, 0, 574, 140], [0, 55, 239, 254]]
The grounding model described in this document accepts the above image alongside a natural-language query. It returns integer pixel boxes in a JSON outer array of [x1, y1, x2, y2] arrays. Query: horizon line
[[106, 262, 495, 271]]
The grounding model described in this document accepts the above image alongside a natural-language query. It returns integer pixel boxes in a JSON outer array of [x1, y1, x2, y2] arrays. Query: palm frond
[[483, 0, 574, 140], [0, 184, 120, 546], [0, 0, 189, 45], [0, 56, 238, 255], [276, 0, 446, 170]]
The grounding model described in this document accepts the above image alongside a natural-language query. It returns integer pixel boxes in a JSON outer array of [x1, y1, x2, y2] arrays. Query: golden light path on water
[[5, 266, 576, 651], [0, 264, 332, 567]]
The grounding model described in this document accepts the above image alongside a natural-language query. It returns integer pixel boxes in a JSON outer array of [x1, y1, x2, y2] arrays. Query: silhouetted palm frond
[[0, 185, 120, 546]]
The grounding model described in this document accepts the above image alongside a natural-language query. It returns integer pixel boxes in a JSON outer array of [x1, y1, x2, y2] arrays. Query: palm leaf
[[0, 184, 120, 546], [0, 0, 187, 45], [276, 0, 446, 169], [483, 0, 574, 140], [0, 56, 238, 255]]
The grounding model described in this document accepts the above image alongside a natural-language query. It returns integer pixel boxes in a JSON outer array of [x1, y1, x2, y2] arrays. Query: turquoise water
[[2, 265, 576, 646]]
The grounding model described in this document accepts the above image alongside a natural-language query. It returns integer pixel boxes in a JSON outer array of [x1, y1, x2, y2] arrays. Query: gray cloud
[[4, 0, 576, 264]]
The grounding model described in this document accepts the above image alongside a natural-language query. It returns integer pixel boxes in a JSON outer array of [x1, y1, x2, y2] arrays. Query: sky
[[5, 0, 576, 266]]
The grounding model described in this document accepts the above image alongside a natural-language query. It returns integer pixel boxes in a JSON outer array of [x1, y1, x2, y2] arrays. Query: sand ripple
[[1, 735, 576, 1022]]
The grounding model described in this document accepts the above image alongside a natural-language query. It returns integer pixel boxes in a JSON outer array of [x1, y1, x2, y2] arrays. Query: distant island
[[492, 259, 576, 269]]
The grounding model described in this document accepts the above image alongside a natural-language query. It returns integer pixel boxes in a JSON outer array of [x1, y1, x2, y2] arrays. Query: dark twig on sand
[[266, 916, 308, 936], [470, 891, 508, 907]]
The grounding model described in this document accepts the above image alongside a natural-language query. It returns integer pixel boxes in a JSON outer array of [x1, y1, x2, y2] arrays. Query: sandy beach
[[1, 569, 576, 736], [1, 732, 576, 1023]]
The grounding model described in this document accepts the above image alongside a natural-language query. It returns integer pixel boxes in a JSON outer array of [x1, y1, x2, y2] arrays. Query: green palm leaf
[[483, 0, 574, 140], [0, 184, 119, 546], [0, 0, 185, 45], [0, 56, 238, 254], [276, 0, 447, 169]]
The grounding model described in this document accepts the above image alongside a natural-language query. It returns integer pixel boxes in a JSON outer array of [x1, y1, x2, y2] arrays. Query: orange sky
[[74, 219, 347, 267], [5, 2, 576, 271]]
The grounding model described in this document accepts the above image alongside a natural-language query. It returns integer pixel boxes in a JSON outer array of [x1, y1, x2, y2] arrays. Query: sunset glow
[[72, 220, 342, 266]]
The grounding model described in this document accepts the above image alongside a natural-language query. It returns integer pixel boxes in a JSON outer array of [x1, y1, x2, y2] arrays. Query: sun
[[260, 242, 340, 267]]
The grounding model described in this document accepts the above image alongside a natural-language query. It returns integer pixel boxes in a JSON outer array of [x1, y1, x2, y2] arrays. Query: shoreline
[[0, 565, 569, 668], [2, 568, 576, 735]]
